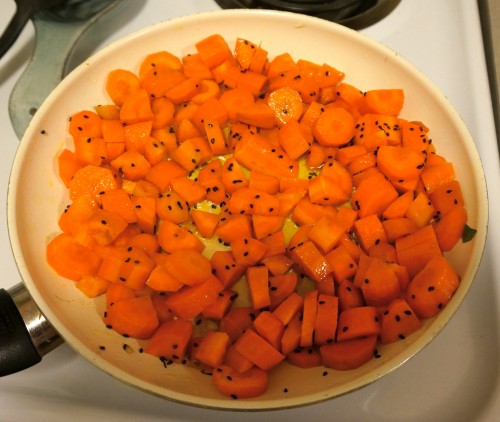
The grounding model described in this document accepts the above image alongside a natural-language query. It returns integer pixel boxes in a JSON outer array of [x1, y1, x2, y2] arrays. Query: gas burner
[[214, 0, 401, 29]]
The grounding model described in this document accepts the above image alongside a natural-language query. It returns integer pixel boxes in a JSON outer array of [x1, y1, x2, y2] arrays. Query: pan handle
[[0, 284, 63, 376]]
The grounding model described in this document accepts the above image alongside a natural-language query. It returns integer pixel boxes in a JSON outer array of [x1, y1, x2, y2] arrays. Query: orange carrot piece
[[246, 266, 271, 310], [313, 106, 355, 147], [233, 329, 285, 371], [190, 209, 220, 239], [336, 306, 381, 341], [119, 89, 154, 125], [313, 293, 339, 345], [268, 86, 304, 126], [157, 220, 204, 253], [380, 298, 422, 344], [433, 204, 468, 251], [58, 149, 84, 187], [353, 213, 388, 252], [105, 295, 159, 339], [210, 250, 246, 289], [46, 233, 102, 281], [337, 279, 365, 311], [382, 190, 414, 220], [145, 159, 188, 192], [195, 34, 232, 69], [361, 89, 404, 116], [68, 164, 118, 205], [219, 307, 255, 342], [268, 273, 298, 308], [361, 256, 401, 307], [395, 225, 442, 278], [219, 87, 255, 121], [236, 102, 276, 129], [212, 364, 268, 399], [254, 311, 285, 351], [298, 289, 317, 348], [76, 274, 109, 298], [195, 331, 232, 368], [204, 118, 229, 155], [261, 254, 294, 276], [406, 255, 460, 318], [105, 69, 140, 107], [289, 240, 333, 284], [320, 335, 378, 371], [165, 275, 223, 320], [278, 119, 310, 159], [351, 172, 399, 218], [145, 318, 193, 361]]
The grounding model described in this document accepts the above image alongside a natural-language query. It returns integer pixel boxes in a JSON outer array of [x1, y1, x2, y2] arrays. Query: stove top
[[0, 0, 499, 421], [214, 0, 401, 29]]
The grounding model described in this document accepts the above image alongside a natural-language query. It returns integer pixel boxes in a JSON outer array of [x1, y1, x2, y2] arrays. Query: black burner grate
[[214, 0, 401, 29]]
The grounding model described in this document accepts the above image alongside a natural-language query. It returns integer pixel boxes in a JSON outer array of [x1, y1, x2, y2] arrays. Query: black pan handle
[[0, 284, 63, 376]]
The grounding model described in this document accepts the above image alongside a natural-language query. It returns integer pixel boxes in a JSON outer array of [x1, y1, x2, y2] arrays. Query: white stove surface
[[1, 0, 499, 421]]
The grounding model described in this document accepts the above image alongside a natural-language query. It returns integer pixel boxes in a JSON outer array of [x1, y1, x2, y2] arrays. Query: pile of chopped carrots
[[47, 34, 472, 399]]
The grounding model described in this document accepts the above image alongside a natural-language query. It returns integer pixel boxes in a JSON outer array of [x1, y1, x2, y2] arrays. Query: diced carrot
[[212, 364, 268, 399], [145, 318, 193, 360], [219, 307, 255, 342], [380, 298, 422, 344], [254, 311, 285, 351], [58, 149, 84, 187], [191, 209, 220, 239], [336, 306, 381, 341], [395, 225, 442, 278], [105, 295, 159, 339], [406, 255, 459, 318], [289, 240, 333, 284], [233, 329, 285, 371], [162, 248, 211, 286], [165, 275, 223, 320], [157, 220, 204, 253], [237, 102, 276, 129], [246, 266, 271, 310], [106, 69, 140, 107], [300, 290, 318, 348], [195, 331, 232, 368], [119, 89, 154, 125], [320, 335, 378, 371], [202, 290, 235, 320], [219, 87, 255, 121], [313, 106, 355, 147], [76, 275, 110, 298], [195, 34, 232, 69], [46, 233, 102, 281], [268, 273, 298, 308], [337, 279, 365, 311], [145, 159, 188, 192], [361, 89, 404, 116], [210, 250, 246, 289], [68, 164, 118, 205], [433, 204, 468, 251]]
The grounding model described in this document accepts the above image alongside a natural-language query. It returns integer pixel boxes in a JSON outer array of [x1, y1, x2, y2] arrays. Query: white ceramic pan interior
[[7, 10, 488, 410]]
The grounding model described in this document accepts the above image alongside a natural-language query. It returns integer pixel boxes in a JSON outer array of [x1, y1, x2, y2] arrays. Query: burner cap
[[214, 0, 401, 29]]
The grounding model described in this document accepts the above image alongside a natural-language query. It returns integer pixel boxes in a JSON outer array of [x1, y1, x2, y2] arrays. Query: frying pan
[[1, 10, 488, 410]]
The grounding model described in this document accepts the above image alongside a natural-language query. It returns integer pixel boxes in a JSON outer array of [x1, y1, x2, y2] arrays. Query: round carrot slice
[[313, 106, 356, 147]]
